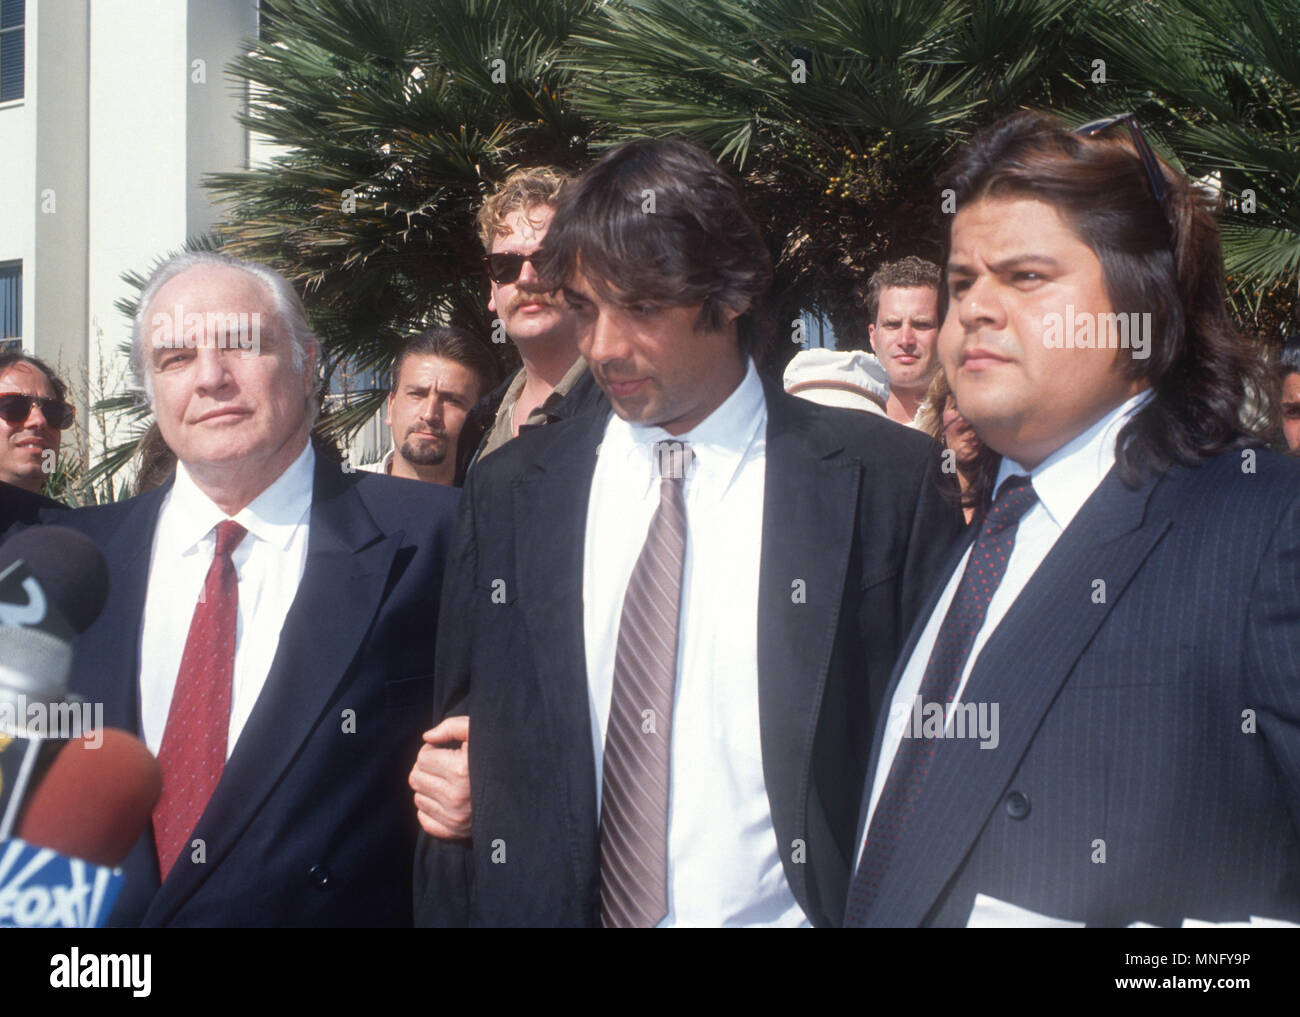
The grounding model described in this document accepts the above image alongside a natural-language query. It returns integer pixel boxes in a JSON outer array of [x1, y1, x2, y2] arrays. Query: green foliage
[[88, 0, 1297, 488]]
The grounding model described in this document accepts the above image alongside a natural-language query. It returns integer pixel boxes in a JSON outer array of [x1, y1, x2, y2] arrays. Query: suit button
[[1004, 791, 1030, 820], [309, 865, 330, 890]]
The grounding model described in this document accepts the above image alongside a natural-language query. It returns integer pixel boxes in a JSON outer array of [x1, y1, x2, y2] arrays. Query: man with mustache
[[363, 328, 498, 486], [452, 166, 601, 483], [411, 167, 604, 844]]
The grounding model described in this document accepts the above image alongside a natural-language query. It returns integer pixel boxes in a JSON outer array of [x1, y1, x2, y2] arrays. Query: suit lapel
[[756, 381, 862, 919], [78, 485, 171, 922], [867, 467, 1171, 926], [145, 456, 402, 924], [89, 484, 173, 734], [853, 529, 976, 851], [513, 411, 607, 888]]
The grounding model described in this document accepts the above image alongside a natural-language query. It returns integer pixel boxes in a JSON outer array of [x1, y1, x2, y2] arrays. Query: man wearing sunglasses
[[844, 111, 1300, 927], [0, 353, 73, 533], [452, 167, 603, 484], [0, 352, 73, 495]]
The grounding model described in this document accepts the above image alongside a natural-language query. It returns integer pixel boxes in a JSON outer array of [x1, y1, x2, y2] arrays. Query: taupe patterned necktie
[[599, 440, 693, 928]]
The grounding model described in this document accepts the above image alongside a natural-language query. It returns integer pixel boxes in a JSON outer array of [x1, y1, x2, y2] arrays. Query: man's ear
[[487, 285, 498, 315], [698, 297, 744, 332], [868, 322, 877, 343], [302, 339, 319, 399], [384, 392, 395, 430]]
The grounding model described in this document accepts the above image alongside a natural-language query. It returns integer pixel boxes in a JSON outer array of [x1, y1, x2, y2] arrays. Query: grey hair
[[130, 251, 320, 414]]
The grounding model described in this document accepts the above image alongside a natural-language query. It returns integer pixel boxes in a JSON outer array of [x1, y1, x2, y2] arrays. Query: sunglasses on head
[[1074, 112, 1173, 233], [0, 393, 76, 429], [483, 250, 545, 285]]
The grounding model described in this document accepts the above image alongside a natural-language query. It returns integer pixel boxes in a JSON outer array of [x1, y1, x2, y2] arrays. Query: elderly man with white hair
[[53, 251, 461, 927]]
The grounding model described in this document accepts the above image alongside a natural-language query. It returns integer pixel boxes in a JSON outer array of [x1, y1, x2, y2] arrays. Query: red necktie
[[152, 520, 247, 882], [845, 476, 1038, 925]]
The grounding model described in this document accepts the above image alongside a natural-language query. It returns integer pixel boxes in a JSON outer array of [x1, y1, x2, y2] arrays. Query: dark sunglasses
[[483, 250, 545, 285], [1074, 113, 1173, 232], [0, 393, 76, 429]]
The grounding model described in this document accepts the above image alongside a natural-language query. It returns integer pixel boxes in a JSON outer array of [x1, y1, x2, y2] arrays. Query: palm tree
[[1089, 0, 1300, 340], [87, 0, 1294, 492], [206, 0, 602, 433], [561, 0, 1105, 351]]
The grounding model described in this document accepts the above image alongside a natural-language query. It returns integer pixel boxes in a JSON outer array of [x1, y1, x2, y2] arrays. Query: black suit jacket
[[852, 449, 1300, 926], [0, 479, 63, 536], [56, 453, 459, 927], [415, 374, 963, 926]]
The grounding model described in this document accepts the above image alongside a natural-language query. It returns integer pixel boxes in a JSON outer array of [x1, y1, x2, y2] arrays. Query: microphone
[[17, 729, 162, 868], [0, 730, 161, 928], [0, 525, 150, 927], [0, 525, 111, 838]]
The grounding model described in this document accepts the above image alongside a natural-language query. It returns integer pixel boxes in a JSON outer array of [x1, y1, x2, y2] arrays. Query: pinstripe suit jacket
[[852, 447, 1300, 927]]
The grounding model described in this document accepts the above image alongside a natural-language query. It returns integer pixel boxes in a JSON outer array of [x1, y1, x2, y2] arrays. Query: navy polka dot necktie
[[845, 475, 1038, 926]]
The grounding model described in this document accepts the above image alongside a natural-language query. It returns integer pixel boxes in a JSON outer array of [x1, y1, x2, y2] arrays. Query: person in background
[[364, 327, 498, 485], [915, 371, 988, 523], [0, 351, 73, 495], [861, 257, 942, 426], [454, 167, 602, 482], [782, 347, 893, 418]]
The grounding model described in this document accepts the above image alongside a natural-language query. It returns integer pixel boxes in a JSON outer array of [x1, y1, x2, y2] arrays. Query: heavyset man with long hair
[[845, 111, 1300, 928]]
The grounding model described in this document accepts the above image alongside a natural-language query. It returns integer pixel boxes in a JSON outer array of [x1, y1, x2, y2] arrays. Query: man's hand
[[409, 715, 472, 840]]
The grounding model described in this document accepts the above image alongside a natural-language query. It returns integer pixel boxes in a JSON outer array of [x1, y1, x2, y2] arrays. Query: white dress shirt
[[357, 449, 394, 474], [583, 357, 808, 927], [139, 441, 315, 759], [858, 390, 1155, 864]]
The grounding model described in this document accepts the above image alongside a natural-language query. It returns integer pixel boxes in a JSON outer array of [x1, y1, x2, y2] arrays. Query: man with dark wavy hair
[[846, 111, 1300, 928], [415, 137, 961, 927]]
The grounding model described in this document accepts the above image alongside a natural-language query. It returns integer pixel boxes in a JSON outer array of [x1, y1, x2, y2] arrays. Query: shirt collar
[[167, 440, 316, 554], [996, 388, 1154, 531], [549, 357, 588, 404], [603, 357, 766, 500]]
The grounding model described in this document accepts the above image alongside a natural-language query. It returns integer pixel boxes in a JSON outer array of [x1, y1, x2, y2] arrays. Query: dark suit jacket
[[57, 453, 459, 927], [0, 479, 64, 536], [852, 449, 1300, 926], [415, 374, 964, 927]]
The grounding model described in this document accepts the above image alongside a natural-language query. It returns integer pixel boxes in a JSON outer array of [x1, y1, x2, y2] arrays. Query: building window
[[0, 262, 21, 346], [0, 0, 22, 103], [257, 0, 281, 43]]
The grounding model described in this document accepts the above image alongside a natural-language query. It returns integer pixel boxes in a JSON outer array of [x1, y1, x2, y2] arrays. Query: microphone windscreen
[[17, 728, 162, 868], [0, 525, 110, 635]]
